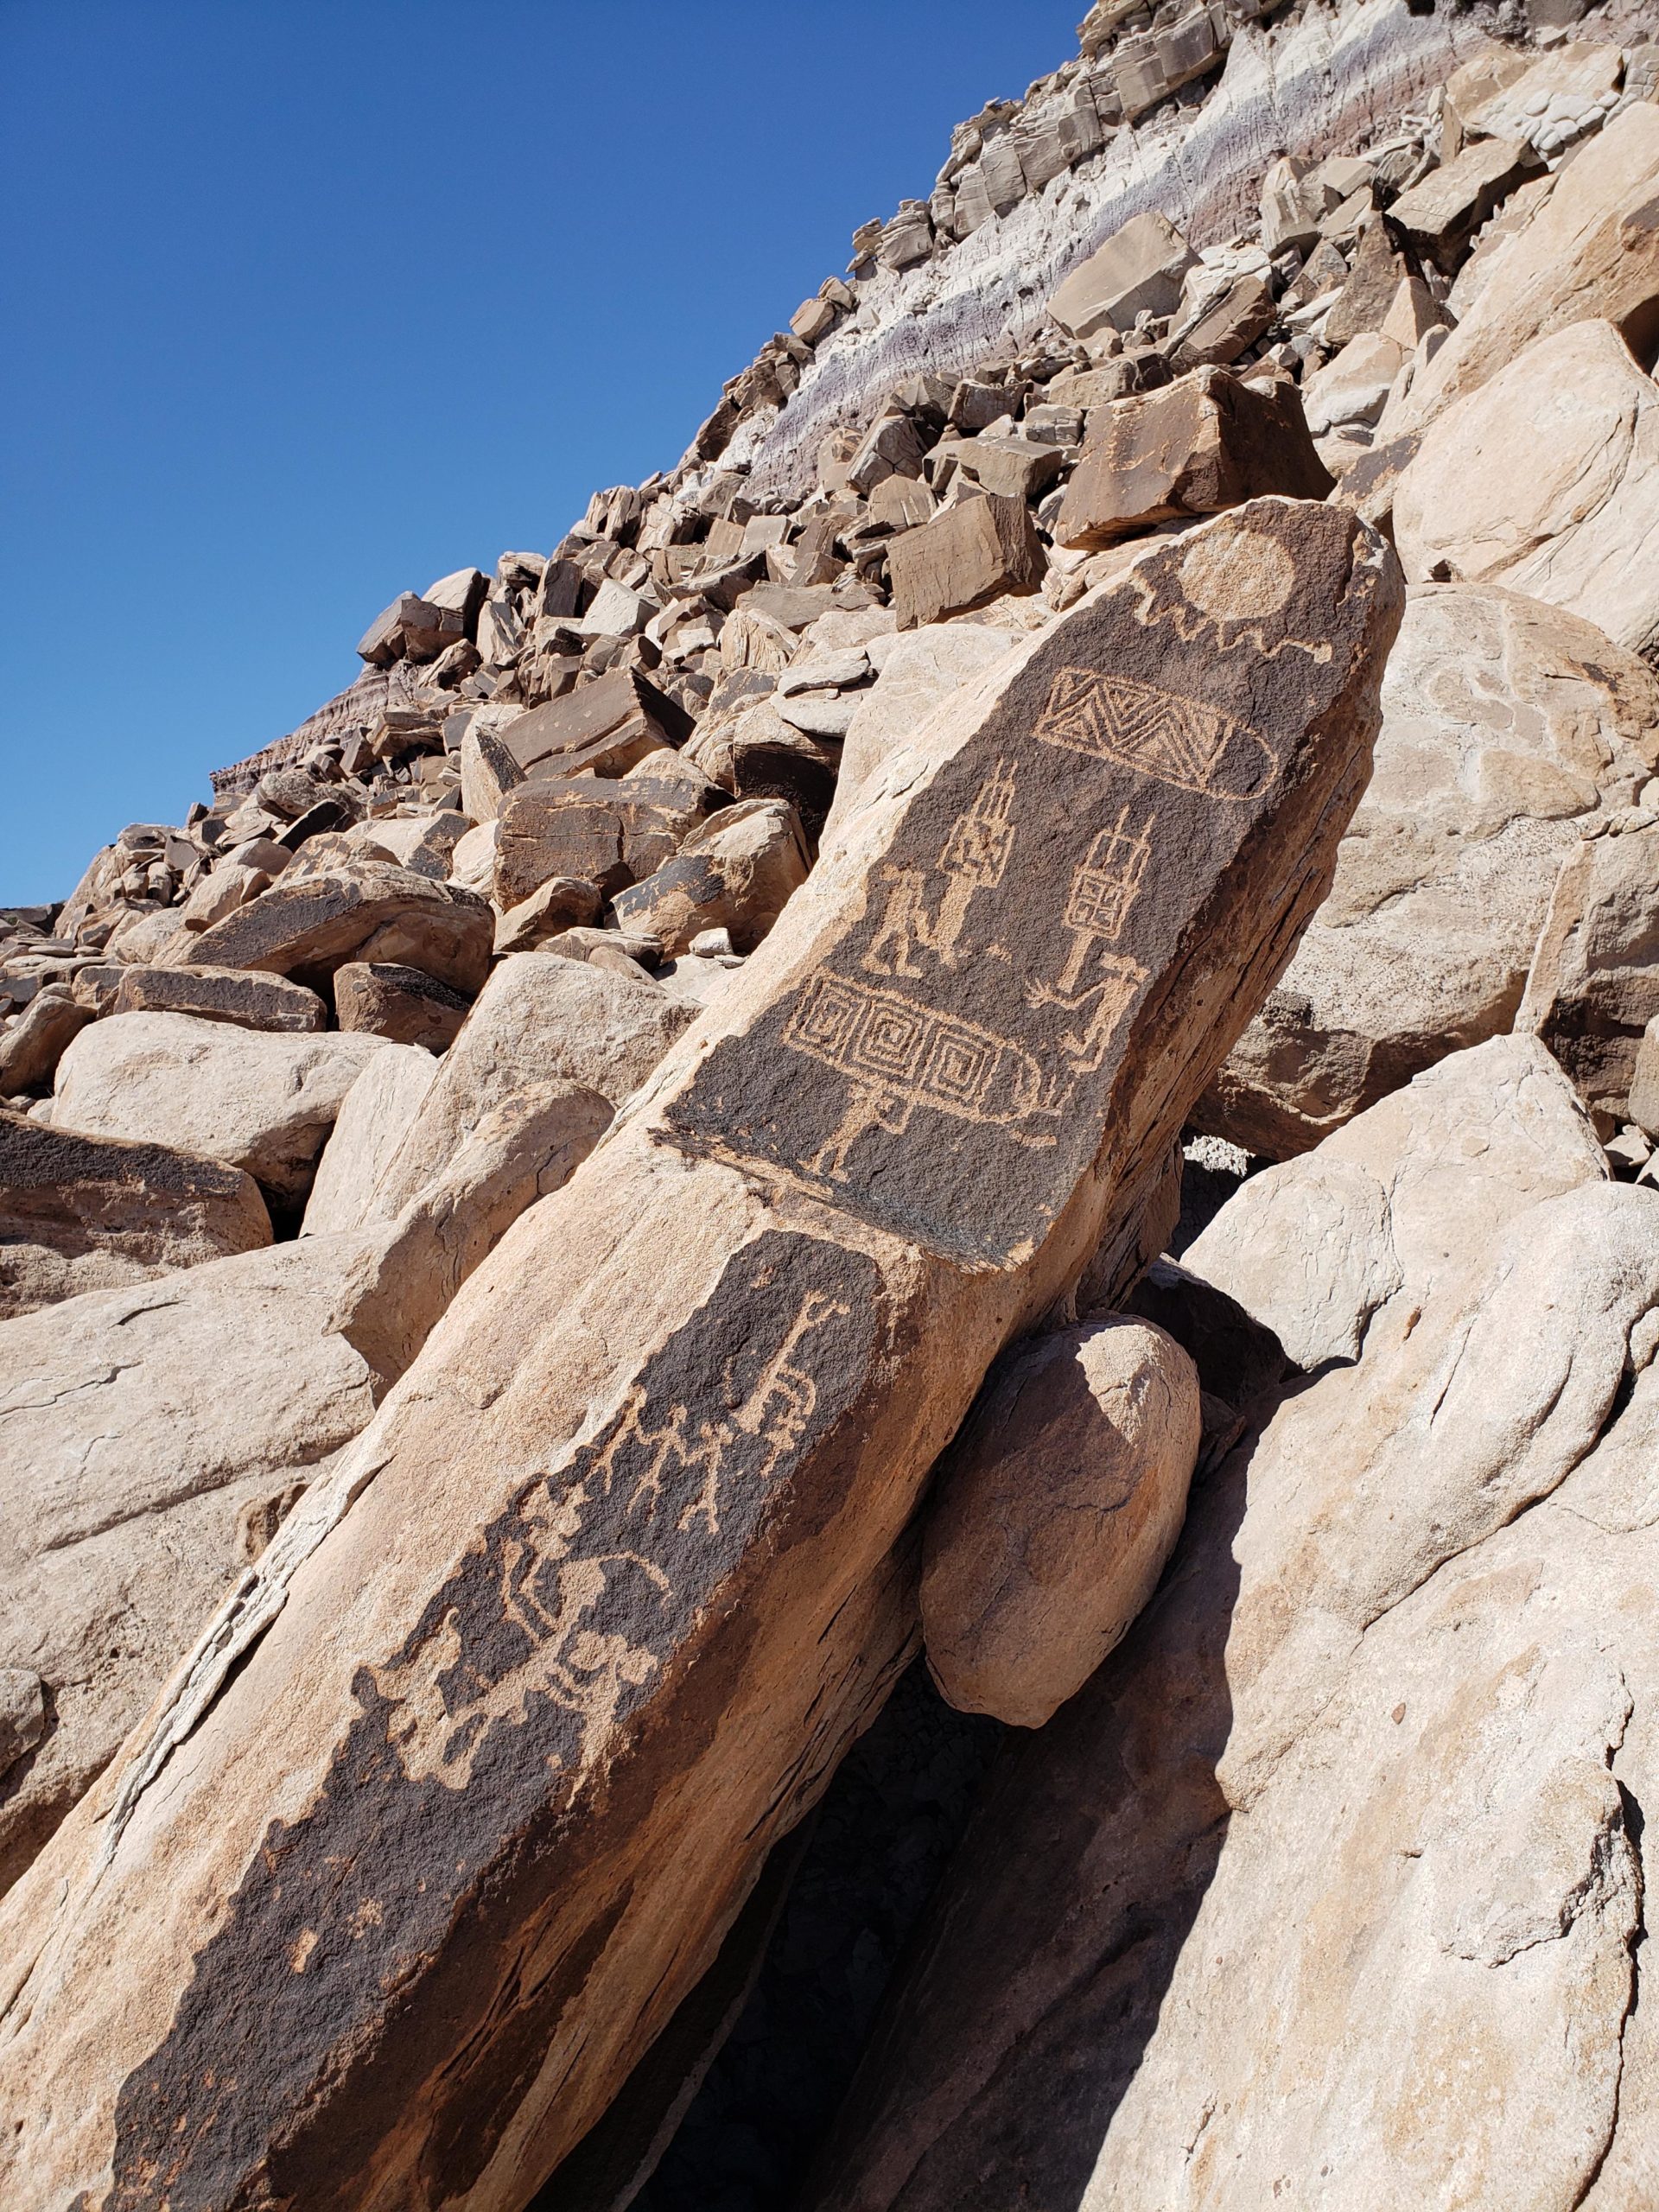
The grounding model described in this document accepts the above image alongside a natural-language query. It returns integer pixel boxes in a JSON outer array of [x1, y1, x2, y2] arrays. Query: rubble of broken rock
[[9, 3, 1659, 2209]]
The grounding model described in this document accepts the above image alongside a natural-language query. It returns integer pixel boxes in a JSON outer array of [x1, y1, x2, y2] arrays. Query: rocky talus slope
[[7, 3, 1659, 2205]]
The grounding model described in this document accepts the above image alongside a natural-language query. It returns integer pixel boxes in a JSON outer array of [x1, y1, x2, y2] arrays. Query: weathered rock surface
[[359, 955, 687, 1227], [802, 1035, 1652, 2212], [0, 990, 92, 1098], [0, 500, 1401, 2211], [1055, 367, 1332, 547], [613, 797, 812, 955], [110, 963, 327, 1033], [1395, 321, 1659, 661], [1517, 817, 1659, 1129], [1395, 101, 1659, 435], [921, 1317, 1200, 1728], [887, 493, 1045, 630], [176, 861, 493, 997], [1204, 584, 1659, 1155], [333, 960, 472, 1051], [49, 1013, 397, 1205], [302, 1042, 438, 1236], [0, 1109, 272, 1319], [828, 624, 1018, 838]]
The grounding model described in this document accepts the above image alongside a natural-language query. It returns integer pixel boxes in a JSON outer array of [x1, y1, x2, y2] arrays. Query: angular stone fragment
[[1395, 321, 1659, 660], [1386, 136, 1539, 273], [1166, 270, 1274, 369], [498, 667, 690, 781], [111, 963, 326, 1033], [176, 861, 493, 996], [333, 962, 472, 1051], [493, 776, 695, 909], [50, 1014, 396, 1206], [460, 721, 525, 823], [0, 990, 92, 1097], [0, 501, 1401, 2212], [610, 797, 810, 954], [1203, 584, 1659, 1156], [828, 624, 1020, 838], [0, 1109, 272, 1319], [493, 876, 606, 956], [1056, 369, 1332, 548], [302, 1043, 439, 1236], [922, 1318, 1200, 1727], [1048, 210, 1199, 340], [887, 493, 1045, 630], [1517, 821, 1659, 1127], [357, 593, 466, 666]]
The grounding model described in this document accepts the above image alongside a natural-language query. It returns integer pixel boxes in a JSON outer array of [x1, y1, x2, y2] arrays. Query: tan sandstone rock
[[49, 1013, 397, 1205], [921, 1317, 1200, 1727], [0, 1077, 607, 1896], [1202, 583, 1659, 1154], [1395, 321, 1659, 660], [802, 1035, 1648, 2212], [0, 501, 1400, 2211], [0, 1109, 272, 1319]]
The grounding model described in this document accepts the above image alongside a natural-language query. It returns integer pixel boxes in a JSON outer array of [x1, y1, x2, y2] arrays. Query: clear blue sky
[[2, 1, 1082, 906]]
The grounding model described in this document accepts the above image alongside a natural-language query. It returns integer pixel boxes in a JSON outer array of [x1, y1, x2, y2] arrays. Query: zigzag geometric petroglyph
[[1035, 667, 1278, 800]]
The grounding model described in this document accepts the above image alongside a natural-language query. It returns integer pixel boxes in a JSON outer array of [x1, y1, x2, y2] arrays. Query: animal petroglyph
[[1035, 667, 1279, 801], [372, 1281, 852, 1789]]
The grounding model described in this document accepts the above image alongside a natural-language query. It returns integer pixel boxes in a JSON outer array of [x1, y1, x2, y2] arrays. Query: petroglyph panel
[[106, 1230, 887, 2207], [664, 509, 1363, 1266]]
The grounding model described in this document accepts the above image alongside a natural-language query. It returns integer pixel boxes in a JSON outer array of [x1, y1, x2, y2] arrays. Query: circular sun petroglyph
[[1177, 524, 1297, 625]]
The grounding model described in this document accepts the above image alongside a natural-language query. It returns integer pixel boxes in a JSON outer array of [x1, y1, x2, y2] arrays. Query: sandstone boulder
[[921, 1317, 1200, 1728], [802, 1036, 1648, 2212], [360, 952, 682, 1220], [302, 1042, 439, 1236], [1048, 210, 1199, 340], [1517, 819, 1659, 1128], [611, 796, 811, 954], [827, 624, 1019, 837], [0, 1078, 607, 1897], [1055, 369, 1332, 549], [176, 861, 493, 996], [887, 493, 1045, 630], [1202, 584, 1659, 1154], [333, 961, 471, 1051], [0, 990, 92, 1098], [110, 963, 326, 1033], [1395, 321, 1659, 660], [49, 1014, 396, 1205], [1395, 102, 1659, 434], [0, 500, 1402, 2212], [498, 666, 690, 781], [0, 1109, 272, 1319]]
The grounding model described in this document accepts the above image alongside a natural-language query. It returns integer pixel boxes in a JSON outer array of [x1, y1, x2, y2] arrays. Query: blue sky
[[2, 1, 1082, 906]]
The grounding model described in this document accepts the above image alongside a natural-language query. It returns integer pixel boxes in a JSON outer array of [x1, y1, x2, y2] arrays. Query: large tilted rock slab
[[0, 500, 1401, 2212], [0, 1109, 271, 1319], [1394, 321, 1659, 660], [0, 1078, 608, 1898], [175, 861, 493, 995], [1201, 583, 1659, 1154], [49, 1013, 397, 1206], [800, 1037, 1657, 2212]]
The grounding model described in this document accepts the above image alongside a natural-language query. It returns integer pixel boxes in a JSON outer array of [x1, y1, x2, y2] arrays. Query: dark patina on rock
[[665, 501, 1396, 1267]]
